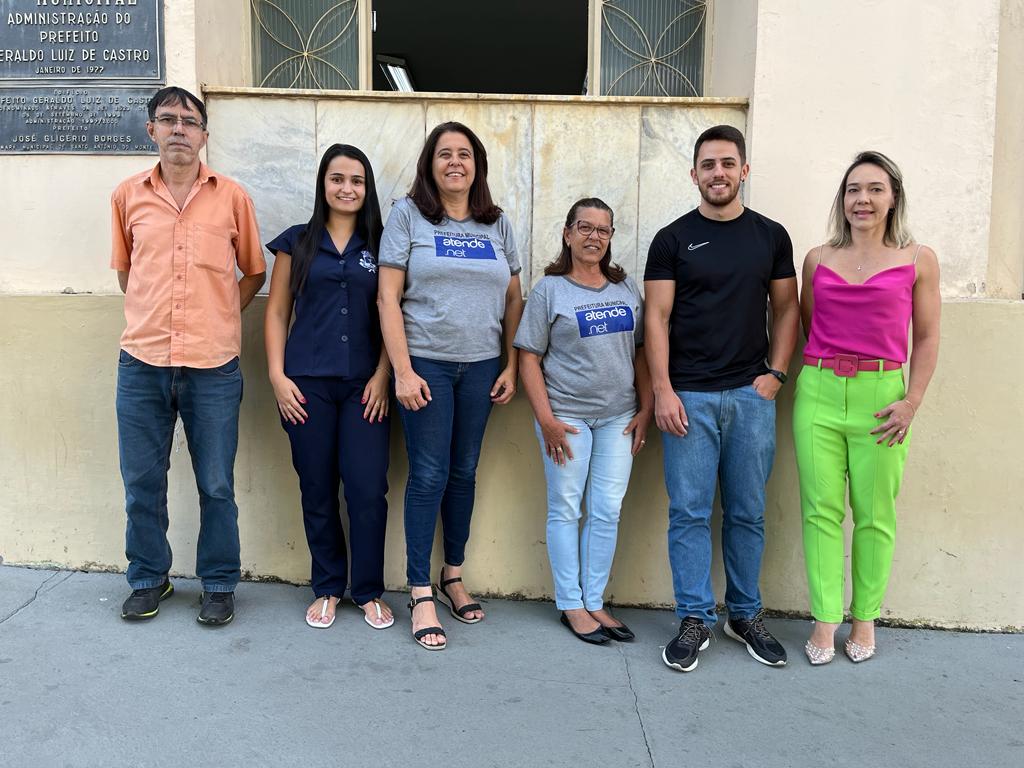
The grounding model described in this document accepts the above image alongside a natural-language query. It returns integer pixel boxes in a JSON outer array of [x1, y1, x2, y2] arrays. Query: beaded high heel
[[844, 638, 876, 663], [803, 640, 836, 665]]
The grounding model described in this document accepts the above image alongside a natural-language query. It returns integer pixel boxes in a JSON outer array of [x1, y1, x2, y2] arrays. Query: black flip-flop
[[435, 573, 483, 624], [408, 595, 446, 651]]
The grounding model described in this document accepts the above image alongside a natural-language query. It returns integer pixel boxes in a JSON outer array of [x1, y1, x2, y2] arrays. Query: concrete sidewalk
[[1, 565, 1020, 768]]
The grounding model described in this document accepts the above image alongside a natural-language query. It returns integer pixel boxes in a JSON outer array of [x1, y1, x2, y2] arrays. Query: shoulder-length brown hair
[[544, 197, 626, 284], [408, 121, 502, 225], [827, 150, 913, 248]]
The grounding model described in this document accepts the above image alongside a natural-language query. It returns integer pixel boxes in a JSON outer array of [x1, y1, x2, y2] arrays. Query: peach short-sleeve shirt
[[111, 162, 266, 368]]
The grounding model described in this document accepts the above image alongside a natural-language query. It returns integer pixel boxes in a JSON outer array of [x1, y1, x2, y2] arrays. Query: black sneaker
[[662, 616, 713, 672], [197, 591, 235, 626], [723, 610, 787, 666], [120, 579, 173, 620]]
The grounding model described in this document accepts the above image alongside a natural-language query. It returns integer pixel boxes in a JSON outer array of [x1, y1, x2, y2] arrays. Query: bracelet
[[376, 365, 391, 375], [903, 398, 917, 414]]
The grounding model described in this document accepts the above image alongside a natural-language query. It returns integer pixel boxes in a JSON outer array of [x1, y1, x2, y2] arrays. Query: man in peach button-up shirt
[[112, 86, 265, 627]]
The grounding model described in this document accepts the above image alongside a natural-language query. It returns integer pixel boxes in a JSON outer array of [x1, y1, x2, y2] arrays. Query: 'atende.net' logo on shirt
[[575, 304, 634, 338], [433, 233, 497, 260]]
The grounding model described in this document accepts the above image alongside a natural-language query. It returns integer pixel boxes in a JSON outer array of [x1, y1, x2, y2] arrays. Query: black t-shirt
[[644, 207, 795, 391]]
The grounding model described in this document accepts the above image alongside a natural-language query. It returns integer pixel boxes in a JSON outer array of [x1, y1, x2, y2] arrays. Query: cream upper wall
[[0, 0, 1015, 299], [746, 0, 1002, 298], [0, 0, 197, 295], [987, 0, 1024, 299], [707, 0, 757, 98]]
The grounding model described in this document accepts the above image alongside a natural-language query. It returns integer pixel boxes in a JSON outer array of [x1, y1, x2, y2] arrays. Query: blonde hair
[[827, 151, 913, 248]]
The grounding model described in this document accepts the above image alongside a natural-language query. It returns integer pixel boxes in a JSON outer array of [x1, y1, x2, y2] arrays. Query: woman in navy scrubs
[[265, 144, 394, 630]]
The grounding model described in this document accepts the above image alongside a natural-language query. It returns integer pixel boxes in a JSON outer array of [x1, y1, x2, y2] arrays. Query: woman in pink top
[[794, 151, 940, 665]]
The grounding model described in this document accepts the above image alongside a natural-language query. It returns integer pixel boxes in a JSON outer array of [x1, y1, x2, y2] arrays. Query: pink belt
[[803, 354, 902, 378]]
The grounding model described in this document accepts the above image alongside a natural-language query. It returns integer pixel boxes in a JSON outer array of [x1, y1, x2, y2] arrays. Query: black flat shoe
[[560, 612, 610, 645], [601, 622, 635, 642]]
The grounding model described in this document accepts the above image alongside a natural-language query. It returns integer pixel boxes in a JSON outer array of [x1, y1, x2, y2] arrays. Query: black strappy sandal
[[408, 594, 447, 651], [435, 570, 483, 625]]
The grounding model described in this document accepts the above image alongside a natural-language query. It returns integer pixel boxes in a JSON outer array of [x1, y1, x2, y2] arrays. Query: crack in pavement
[[618, 643, 655, 768], [0, 570, 74, 625]]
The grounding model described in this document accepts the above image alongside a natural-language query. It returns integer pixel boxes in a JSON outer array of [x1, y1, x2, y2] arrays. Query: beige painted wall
[[194, 0, 251, 88], [0, 0, 198, 295], [1, 297, 1021, 630], [747, 0, 1002, 297], [987, 0, 1024, 299], [708, 0, 757, 97], [3, 1, 1022, 631]]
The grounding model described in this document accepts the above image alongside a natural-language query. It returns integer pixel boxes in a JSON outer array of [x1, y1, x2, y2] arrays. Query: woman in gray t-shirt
[[378, 122, 524, 651], [515, 197, 652, 645]]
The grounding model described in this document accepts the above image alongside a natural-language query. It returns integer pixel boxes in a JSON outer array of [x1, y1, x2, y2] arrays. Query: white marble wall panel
[[530, 105, 642, 287], [424, 102, 533, 289], [636, 106, 747, 281], [315, 100, 425, 224], [206, 96, 318, 283]]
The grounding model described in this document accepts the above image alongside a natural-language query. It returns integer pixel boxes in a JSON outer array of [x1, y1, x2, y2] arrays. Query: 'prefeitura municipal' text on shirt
[[378, 196, 522, 363], [514, 275, 643, 419]]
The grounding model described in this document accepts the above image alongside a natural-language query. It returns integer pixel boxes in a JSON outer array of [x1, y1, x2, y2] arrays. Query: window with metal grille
[[251, 0, 360, 90], [600, 0, 707, 96]]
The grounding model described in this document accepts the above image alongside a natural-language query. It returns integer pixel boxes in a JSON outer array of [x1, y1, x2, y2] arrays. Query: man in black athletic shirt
[[644, 125, 799, 672]]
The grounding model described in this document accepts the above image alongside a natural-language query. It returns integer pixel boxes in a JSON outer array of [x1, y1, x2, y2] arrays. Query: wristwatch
[[767, 368, 788, 384]]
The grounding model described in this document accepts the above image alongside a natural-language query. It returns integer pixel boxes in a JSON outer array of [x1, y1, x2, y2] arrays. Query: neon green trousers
[[793, 363, 909, 623]]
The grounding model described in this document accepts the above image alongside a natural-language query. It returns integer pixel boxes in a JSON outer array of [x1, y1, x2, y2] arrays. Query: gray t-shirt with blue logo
[[514, 275, 643, 419], [378, 196, 522, 363]]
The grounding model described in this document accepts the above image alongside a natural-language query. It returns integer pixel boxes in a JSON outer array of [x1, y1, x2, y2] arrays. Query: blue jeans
[[662, 385, 776, 626], [398, 356, 500, 586], [535, 411, 635, 611], [116, 350, 242, 592]]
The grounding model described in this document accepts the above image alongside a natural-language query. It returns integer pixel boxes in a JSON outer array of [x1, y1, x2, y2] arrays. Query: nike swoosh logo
[[687, 241, 710, 251]]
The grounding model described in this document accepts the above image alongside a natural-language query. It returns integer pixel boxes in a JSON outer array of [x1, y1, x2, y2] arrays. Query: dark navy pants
[[282, 376, 390, 604]]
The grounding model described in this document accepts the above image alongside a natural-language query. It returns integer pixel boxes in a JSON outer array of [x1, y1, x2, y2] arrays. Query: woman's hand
[[361, 368, 390, 422], [871, 398, 915, 447], [625, 408, 653, 456], [271, 373, 307, 425], [540, 418, 579, 466], [490, 365, 517, 405], [395, 369, 431, 411]]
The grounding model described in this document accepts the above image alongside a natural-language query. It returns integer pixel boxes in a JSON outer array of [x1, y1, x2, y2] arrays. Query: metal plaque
[[0, 86, 156, 153], [1, 0, 163, 82], [0, 0, 163, 153]]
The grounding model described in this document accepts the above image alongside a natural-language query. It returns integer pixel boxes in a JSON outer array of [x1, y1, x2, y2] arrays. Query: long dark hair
[[290, 144, 383, 296], [544, 197, 626, 284], [408, 121, 501, 225]]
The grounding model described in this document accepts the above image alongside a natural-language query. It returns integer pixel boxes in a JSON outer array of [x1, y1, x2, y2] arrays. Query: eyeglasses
[[152, 115, 205, 131], [571, 221, 614, 240]]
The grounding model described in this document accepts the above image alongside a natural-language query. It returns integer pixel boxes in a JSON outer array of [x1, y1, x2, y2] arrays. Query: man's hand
[[655, 389, 688, 436], [751, 373, 782, 401]]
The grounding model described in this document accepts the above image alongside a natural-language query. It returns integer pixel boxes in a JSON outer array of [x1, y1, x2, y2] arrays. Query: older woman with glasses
[[516, 198, 652, 644]]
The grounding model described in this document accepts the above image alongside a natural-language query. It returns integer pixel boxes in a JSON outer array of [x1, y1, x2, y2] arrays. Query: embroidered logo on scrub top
[[358, 250, 377, 273], [574, 303, 635, 338], [433, 234, 497, 260]]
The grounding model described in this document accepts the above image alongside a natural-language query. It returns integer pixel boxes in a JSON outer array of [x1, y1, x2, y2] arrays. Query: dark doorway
[[372, 0, 589, 95]]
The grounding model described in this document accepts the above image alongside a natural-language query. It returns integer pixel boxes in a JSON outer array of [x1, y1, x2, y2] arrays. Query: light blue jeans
[[535, 411, 635, 611], [662, 386, 776, 626]]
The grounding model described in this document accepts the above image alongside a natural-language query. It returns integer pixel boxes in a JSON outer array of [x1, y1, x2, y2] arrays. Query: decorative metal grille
[[251, 0, 359, 89], [601, 0, 707, 96]]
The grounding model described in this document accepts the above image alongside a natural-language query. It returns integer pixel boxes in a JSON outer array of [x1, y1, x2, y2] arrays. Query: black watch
[[767, 368, 787, 384]]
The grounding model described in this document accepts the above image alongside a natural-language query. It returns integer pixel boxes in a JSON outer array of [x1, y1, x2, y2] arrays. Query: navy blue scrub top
[[266, 224, 382, 379]]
